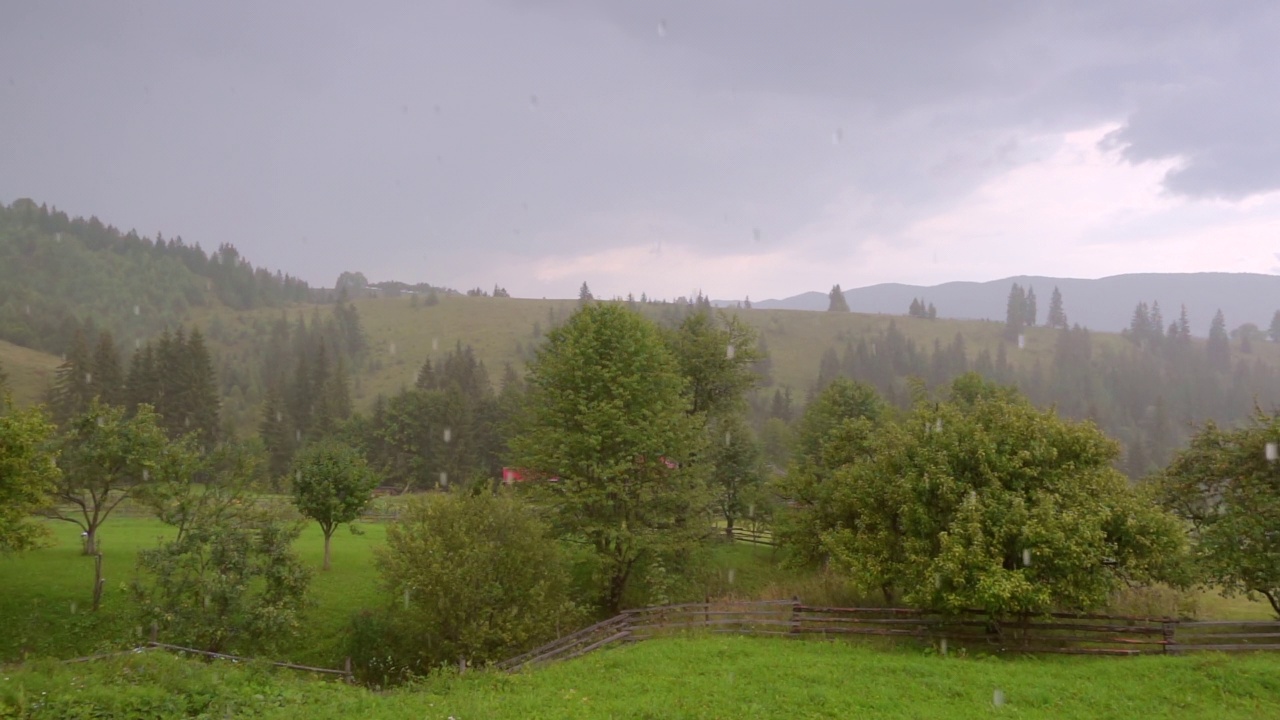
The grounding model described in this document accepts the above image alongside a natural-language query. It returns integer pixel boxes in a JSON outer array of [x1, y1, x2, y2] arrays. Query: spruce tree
[[1270, 310, 1280, 343], [1207, 309, 1231, 372], [909, 298, 921, 317], [183, 328, 221, 443], [827, 284, 850, 312], [51, 329, 94, 425], [1004, 283, 1026, 341], [927, 302, 937, 320], [88, 332, 124, 407], [260, 384, 294, 480], [1047, 286, 1067, 328], [578, 281, 593, 304], [1024, 286, 1038, 326]]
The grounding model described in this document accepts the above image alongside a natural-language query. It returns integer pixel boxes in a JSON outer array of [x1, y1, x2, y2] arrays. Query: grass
[[0, 339, 60, 407], [0, 517, 387, 668], [0, 515, 795, 667], [7, 634, 1280, 718]]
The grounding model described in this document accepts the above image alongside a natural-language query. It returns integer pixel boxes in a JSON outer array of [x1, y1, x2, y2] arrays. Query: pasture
[[7, 634, 1280, 718]]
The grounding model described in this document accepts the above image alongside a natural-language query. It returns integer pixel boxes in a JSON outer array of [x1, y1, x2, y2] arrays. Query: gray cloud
[[1, 0, 1277, 295]]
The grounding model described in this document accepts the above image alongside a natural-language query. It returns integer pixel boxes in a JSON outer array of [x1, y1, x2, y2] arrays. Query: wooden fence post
[[344, 656, 353, 681], [149, 621, 158, 644], [704, 595, 710, 628], [790, 596, 802, 636], [1162, 620, 1176, 654]]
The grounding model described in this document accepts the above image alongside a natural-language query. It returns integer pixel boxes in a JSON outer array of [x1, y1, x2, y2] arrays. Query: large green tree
[[0, 399, 60, 552], [1153, 409, 1280, 616], [290, 440, 379, 570], [664, 310, 761, 418], [509, 303, 708, 613], [802, 374, 1185, 616], [827, 284, 850, 312], [709, 413, 765, 537]]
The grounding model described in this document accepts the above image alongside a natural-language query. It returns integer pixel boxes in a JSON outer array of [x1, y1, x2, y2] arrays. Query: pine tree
[[183, 328, 221, 443], [1270, 310, 1280, 343], [744, 296, 752, 309], [927, 302, 937, 320], [1207, 309, 1231, 372], [1177, 305, 1192, 342], [1150, 301, 1165, 345], [578, 282, 594, 304], [1004, 283, 1026, 341], [51, 329, 94, 425], [1128, 302, 1151, 344], [260, 383, 294, 480], [827, 285, 850, 312], [89, 331, 124, 407], [1047, 286, 1067, 328], [1024, 286, 1038, 326]]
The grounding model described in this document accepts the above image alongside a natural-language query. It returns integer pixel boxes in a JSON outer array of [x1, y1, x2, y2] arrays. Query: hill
[[744, 273, 1280, 336], [0, 339, 60, 406], [6, 635, 1280, 718]]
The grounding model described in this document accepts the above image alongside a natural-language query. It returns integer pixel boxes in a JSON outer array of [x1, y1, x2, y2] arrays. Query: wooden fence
[[497, 599, 1280, 671]]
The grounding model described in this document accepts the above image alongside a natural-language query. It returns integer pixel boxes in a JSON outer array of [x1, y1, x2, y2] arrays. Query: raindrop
[[1267, 442, 1278, 462], [295, 429, 302, 443], [55, 232, 62, 242], [70, 601, 77, 614], [96, 416, 105, 427], [1022, 548, 1032, 566], [1017, 334, 1026, 349], [85, 372, 92, 384], [184, 416, 191, 428], [203, 595, 210, 610], [940, 638, 948, 656], [656, 19, 667, 37], [934, 418, 943, 433], [993, 689, 1005, 707], [752, 227, 761, 243], [726, 344, 736, 360], [142, 469, 149, 482], [389, 341, 397, 356], [134, 338, 141, 350], [934, 573, 942, 589], [401, 104, 408, 114], [832, 128, 843, 145], [432, 337, 440, 351], [443, 427, 452, 443], [747, 503, 755, 518], [439, 472, 448, 488], [727, 568, 736, 584], [529, 94, 539, 109], [276, 411, 283, 423], [403, 588, 412, 609], [296, 470, 302, 485], [133, 304, 140, 316], [724, 431, 732, 446]]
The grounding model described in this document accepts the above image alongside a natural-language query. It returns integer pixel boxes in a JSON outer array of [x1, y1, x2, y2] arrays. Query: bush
[[373, 491, 581, 672]]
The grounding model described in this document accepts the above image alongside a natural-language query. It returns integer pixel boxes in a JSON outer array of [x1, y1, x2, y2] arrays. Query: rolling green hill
[[0, 339, 60, 406]]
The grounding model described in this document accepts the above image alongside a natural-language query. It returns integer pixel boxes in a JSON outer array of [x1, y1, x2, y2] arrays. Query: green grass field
[[7, 634, 1280, 719], [0, 515, 798, 668]]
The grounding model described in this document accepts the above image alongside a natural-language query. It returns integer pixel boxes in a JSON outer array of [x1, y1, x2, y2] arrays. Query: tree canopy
[[509, 303, 708, 612], [290, 440, 379, 570]]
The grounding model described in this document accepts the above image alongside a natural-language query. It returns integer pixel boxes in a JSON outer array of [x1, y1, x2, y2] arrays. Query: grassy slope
[[0, 339, 60, 406], [7, 636, 1280, 719]]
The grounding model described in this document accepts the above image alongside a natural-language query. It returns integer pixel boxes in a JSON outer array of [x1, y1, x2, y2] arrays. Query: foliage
[[1153, 408, 1280, 616], [290, 440, 379, 570], [0, 399, 60, 552], [664, 310, 762, 418], [509, 302, 709, 613], [369, 492, 579, 678], [47, 401, 172, 555], [774, 378, 888, 566], [139, 439, 268, 541], [798, 374, 1187, 616], [708, 413, 765, 535], [131, 508, 311, 654]]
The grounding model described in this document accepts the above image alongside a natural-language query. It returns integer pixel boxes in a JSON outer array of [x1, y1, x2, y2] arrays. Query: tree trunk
[[323, 531, 332, 571], [725, 516, 735, 539], [82, 529, 97, 556]]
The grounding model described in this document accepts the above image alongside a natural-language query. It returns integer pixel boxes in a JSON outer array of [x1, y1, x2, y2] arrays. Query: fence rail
[[498, 599, 1280, 670], [60, 639, 353, 681]]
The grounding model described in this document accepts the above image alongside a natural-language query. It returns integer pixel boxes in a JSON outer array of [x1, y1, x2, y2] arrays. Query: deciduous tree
[[291, 440, 379, 570], [0, 399, 60, 552], [509, 303, 707, 613]]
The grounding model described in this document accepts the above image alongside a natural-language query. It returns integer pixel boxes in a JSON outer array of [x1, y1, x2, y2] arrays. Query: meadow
[[7, 634, 1280, 719]]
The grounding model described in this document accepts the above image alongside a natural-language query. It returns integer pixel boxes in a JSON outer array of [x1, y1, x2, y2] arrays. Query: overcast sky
[[3, 1, 1280, 301]]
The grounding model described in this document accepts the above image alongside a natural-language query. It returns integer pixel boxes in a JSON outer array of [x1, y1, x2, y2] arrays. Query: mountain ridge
[[727, 272, 1280, 335]]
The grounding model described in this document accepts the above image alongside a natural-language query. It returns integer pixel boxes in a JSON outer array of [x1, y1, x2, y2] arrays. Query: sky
[[3, 0, 1280, 301]]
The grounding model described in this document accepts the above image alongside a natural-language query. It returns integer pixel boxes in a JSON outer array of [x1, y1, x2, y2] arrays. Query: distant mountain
[[734, 273, 1280, 336]]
